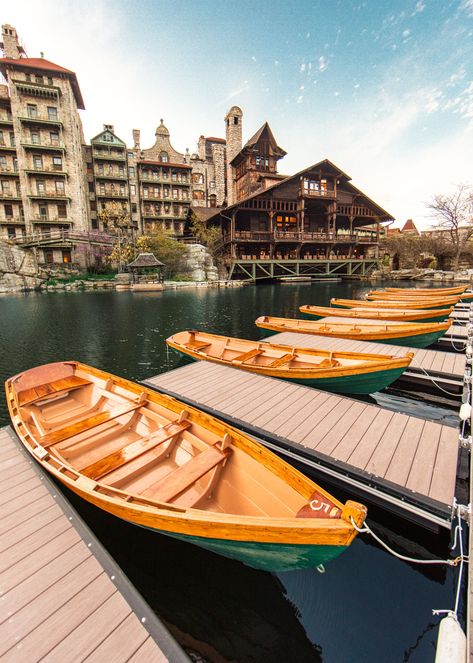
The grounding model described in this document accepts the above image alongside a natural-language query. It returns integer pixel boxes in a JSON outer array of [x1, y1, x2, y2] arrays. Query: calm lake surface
[[0, 281, 464, 662]]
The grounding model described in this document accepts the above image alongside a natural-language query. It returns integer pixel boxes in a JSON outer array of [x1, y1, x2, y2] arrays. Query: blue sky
[[3, 0, 473, 226]]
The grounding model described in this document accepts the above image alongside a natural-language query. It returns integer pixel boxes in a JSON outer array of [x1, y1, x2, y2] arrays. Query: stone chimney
[[1, 25, 26, 59], [103, 124, 114, 133], [132, 129, 140, 149], [224, 106, 243, 206], [197, 135, 206, 160]]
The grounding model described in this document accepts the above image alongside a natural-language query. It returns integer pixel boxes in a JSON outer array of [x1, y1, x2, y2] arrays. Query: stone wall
[[0, 241, 43, 293], [181, 244, 219, 282]]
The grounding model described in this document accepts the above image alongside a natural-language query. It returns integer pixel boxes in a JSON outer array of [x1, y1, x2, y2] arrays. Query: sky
[[2, 0, 473, 228]]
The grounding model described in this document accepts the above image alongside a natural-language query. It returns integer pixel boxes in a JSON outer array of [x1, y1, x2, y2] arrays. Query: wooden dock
[[0, 426, 188, 663], [144, 362, 460, 529]]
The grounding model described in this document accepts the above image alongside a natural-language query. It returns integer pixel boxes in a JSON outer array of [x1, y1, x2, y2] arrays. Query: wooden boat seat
[[40, 394, 147, 448], [17, 376, 91, 407], [185, 340, 212, 351], [81, 419, 192, 481], [267, 353, 294, 368], [142, 443, 232, 503], [231, 348, 263, 364], [316, 358, 341, 368]]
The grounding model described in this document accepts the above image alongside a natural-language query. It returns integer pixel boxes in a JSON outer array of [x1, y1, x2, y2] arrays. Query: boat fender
[[434, 614, 466, 663], [459, 403, 471, 421]]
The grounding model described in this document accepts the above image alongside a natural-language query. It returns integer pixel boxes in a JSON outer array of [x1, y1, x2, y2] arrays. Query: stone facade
[[224, 106, 243, 206], [0, 24, 89, 268], [190, 136, 226, 208], [0, 238, 43, 292]]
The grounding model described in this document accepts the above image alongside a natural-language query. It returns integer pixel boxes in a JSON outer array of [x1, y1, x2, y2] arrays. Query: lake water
[[0, 282, 465, 662]]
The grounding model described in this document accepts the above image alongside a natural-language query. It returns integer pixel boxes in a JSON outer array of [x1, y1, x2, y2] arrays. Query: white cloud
[[412, 1, 426, 16], [318, 56, 328, 72], [460, 0, 473, 17], [300, 62, 306, 72]]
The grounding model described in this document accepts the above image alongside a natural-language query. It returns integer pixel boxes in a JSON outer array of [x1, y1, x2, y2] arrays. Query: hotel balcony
[[0, 192, 22, 201], [28, 192, 70, 201], [21, 141, 66, 153], [0, 118, 14, 127], [92, 151, 126, 162], [230, 230, 378, 243], [31, 217, 71, 225], [96, 191, 128, 200], [94, 172, 127, 181], [24, 168, 68, 177], [19, 115, 63, 128], [0, 167, 19, 177], [0, 216, 25, 225], [0, 143, 17, 152], [300, 187, 337, 199]]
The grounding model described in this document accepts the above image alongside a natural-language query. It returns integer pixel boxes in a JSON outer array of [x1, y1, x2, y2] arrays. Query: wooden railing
[[229, 230, 378, 243], [14, 229, 117, 247]]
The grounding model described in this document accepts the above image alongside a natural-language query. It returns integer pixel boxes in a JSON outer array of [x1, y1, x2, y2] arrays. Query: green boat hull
[[143, 526, 347, 571], [372, 329, 447, 348], [333, 303, 451, 311], [303, 312, 450, 323], [172, 348, 407, 394]]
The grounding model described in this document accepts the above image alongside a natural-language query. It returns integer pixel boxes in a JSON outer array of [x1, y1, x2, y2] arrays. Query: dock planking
[[0, 426, 189, 663], [145, 361, 460, 528]]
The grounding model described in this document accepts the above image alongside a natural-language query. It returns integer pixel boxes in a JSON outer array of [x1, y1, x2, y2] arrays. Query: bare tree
[[426, 184, 473, 271]]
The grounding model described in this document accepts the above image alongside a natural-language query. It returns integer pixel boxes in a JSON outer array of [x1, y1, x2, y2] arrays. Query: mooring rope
[[417, 366, 462, 397]]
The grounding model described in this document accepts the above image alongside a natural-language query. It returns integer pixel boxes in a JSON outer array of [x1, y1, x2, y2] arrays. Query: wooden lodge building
[[207, 107, 394, 280]]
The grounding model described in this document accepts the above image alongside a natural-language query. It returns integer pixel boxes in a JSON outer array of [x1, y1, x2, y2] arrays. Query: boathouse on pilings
[[209, 118, 394, 280]]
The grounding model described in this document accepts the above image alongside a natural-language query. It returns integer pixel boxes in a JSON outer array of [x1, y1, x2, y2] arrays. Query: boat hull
[[299, 306, 452, 323], [171, 348, 409, 394]]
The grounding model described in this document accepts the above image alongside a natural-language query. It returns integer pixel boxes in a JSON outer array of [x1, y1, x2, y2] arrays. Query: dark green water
[[0, 282, 464, 662]]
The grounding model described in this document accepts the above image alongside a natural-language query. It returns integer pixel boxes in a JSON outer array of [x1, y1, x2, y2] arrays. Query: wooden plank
[[128, 636, 169, 663], [80, 420, 191, 481], [0, 572, 115, 661], [299, 398, 355, 447], [253, 383, 317, 429], [428, 426, 459, 504], [273, 390, 331, 438], [231, 348, 263, 363], [84, 612, 150, 663], [384, 417, 426, 486], [143, 444, 231, 502], [231, 382, 296, 422], [41, 591, 132, 663], [0, 502, 62, 554], [0, 475, 45, 506], [406, 421, 443, 495], [0, 529, 81, 595], [0, 483, 49, 519], [330, 404, 383, 463], [364, 413, 408, 477], [429, 351, 449, 373], [314, 401, 368, 456], [453, 354, 467, 375], [0, 493, 54, 536], [266, 353, 294, 368], [0, 541, 90, 621], [289, 394, 343, 444], [0, 514, 70, 573], [18, 375, 91, 406], [0, 467, 35, 495], [41, 401, 145, 447], [347, 409, 395, 468]]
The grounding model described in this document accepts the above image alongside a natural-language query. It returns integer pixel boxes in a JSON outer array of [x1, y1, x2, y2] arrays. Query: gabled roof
[[401, 219, 420, 233], [207, 158, 393, 222], [206, 137, 225, 143], [91, 129, 126, 146], [230, 122, 287, 166], [0, 57, 85, 109]]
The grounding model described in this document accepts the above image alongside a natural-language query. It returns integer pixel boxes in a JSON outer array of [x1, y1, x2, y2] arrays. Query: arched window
[[159, 151, 169, 163]]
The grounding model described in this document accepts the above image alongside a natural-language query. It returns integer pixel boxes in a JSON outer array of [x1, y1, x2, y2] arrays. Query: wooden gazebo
[[127, 253, 165, 284]]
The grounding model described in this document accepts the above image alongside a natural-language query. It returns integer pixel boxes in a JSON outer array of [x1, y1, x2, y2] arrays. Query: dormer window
[[159, 151, 169, 163]]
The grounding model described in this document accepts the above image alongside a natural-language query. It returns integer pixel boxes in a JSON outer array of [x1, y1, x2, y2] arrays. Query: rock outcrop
[[0, 241, 44, 293], [182, 244, 219, 282]]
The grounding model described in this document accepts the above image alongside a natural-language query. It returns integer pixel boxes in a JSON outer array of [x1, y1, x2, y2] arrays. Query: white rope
[[417, 366, 462, 397], [350, 517, 464, 567]]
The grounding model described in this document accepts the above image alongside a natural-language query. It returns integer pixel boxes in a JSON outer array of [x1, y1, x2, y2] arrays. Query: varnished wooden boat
[[366, 292, 460, 306], [299, 304, 453, 323], [331, 297, 458, 310], [5, 361, 367, 572], [166, 330, 414, 394], [385, 285, 467, 296], [255, 316, 451, 348]]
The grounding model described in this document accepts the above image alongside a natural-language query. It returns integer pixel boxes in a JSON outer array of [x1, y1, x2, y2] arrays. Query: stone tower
[[225, 106, 243, 206], [0, 25, 25, 59]]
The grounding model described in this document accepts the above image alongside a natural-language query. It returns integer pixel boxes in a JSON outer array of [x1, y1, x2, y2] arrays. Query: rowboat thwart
[[331, 297, 458, 310], [299, 304, 453, 323], [255, 316, 451, 348], [5, 361, 367, 572], [166, 330, 414, 394]]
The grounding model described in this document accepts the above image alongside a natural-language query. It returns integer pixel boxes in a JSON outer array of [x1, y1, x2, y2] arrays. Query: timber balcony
[[228, 230, 378, 243], [18, 115, 63, 128], [0, 167, 19, 177], [20, 141, 66, 153]]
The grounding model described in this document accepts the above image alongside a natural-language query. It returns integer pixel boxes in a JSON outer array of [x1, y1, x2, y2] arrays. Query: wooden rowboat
[[5, 361, 367, 572], [299, 304, 453, 323], [385, 285, 467, 296], [366, 293, 460, 306], [331, 297, 458, 310], [255, 316, 451, 348], [166, 330, 414, 394]]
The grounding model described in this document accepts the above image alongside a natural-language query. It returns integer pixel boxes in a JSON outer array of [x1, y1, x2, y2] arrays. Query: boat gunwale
[[299, 304, 454, 321]]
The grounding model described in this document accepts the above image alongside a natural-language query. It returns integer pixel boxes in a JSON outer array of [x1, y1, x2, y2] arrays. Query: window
[[62, 250, 71, 263], [192, 191, 204, 200], [171, 172, 177, 182], [0, 130, 3, 145], [182, 175, 187, 183], [159, 151, 169, 163], [209, 195, 217, 208], [0, 156, 6, 169], [13, 158, 18, 172], [108, 164, 113, 175], [39, 205, 48, 220], [173, 189, 178, 199], [47, 106, 58, 120], [50, 132, 59, 146], [119, 184, 126, 195], [130, 184, 136, 195], [44, 250, 54, 264], [128, 166, 135, 177], [99, 183, 105, 194], [25, 73, 31, 82], [55, 180, 65, 194], [192, 173, 204, 184], [7, 226, 16, 240], [132, 203, 137, 213], [4, 204, 13, 217], [57, 203, 67, 218], [209, 181, 216, 189], [36, 180, 45, 194], [1, 181, 10, 193], [9, 132, 15, 146], [234, 117, 239, 125], [35, 75, 44, 84], [52, 156, 62, 170], [27, 104, 37, 118], [47, 76, 53, 86], [163, 188, 169, 198], [88, 182, 94, 192], [97, 164, 104, 175], [143, 187, 148, 198], [91, 219, 98, 229], [33, 155, 43, 170], [30, 130, 40, 145], [118, 166, 124, 176]]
